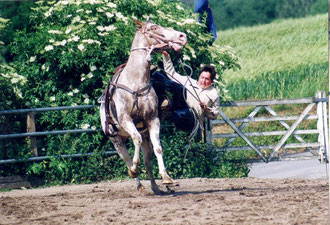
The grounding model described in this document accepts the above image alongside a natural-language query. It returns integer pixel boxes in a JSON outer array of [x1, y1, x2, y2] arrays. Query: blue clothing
[[194, 0, 217, 42], [151, 71, 195, 132]]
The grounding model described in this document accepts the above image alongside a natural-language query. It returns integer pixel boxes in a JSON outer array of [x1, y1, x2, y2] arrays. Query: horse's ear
[[132, 18, 143, 28]]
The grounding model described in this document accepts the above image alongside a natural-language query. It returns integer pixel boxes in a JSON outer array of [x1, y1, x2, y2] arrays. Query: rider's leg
[[168, 108, 195, 132]]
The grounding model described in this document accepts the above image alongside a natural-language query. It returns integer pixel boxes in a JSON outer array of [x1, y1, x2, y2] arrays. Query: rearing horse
[[99, 19, 186, 194]]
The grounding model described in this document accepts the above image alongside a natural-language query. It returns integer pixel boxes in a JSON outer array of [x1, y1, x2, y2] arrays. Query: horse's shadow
[[164, 187, 272, 197]]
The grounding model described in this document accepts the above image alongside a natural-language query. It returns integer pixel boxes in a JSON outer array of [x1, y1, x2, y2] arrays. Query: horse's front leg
[[141, 135, 164, 194], [120, 114, 142, 176], [147, 117, 173, 184]]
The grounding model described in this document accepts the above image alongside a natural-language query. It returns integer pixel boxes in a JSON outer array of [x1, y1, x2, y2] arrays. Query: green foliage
[[144, 128, 249, 180], [210, 0, 277, 30], [216, 13, 327, 100], [0, 1, 35, 44], [274, 0, 316, 18], [0, 17, 9, 64], [309, 0, 328, 15]]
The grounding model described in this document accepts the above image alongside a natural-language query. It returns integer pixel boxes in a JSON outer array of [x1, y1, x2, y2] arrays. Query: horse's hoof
[[161, 177, 173, 185], [128, 168, 140, 178], [165, 185, 175, 194], [137, 183, 145, 193]]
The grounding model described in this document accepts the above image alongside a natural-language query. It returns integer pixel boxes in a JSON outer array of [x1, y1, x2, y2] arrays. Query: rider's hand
[[162, 51, 169, 57], [200, 102, 210, 113]]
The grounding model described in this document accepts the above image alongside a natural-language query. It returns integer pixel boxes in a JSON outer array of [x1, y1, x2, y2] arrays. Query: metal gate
[[205, 91, 328, 163]]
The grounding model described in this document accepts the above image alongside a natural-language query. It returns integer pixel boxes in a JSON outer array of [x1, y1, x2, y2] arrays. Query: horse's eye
[[151, 25, 158, 31]]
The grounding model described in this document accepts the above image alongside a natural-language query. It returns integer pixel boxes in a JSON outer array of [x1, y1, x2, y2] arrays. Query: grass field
[[216, 13, 328, 100]]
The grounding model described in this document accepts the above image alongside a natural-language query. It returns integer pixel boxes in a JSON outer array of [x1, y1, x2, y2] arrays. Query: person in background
[[151, 51, 219, 133]]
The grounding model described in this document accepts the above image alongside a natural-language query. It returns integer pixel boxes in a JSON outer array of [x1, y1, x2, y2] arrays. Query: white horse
[[99, 19, 186, 194]]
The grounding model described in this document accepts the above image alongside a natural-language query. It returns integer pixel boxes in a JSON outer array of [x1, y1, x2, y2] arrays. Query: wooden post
[[27, 111, 38, 157]]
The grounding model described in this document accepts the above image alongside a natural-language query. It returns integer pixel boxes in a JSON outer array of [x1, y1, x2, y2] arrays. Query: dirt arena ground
[[0, 177, 328, 225]]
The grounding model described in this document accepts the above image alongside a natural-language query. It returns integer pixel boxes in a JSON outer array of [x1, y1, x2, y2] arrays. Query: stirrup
[[160, 96, 170, 111], [106, 123, 118, 137], [97, 94, 105, 103]]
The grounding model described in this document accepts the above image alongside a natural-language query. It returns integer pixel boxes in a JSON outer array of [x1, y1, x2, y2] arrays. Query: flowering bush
[[10, 0, 239, 109], [2, 0, 243, 183]]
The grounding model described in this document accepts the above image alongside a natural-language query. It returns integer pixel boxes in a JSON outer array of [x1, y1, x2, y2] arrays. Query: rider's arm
[[201, 90, 220, 120], [162, 52, 187, 84], [205, 96, 219, 120]]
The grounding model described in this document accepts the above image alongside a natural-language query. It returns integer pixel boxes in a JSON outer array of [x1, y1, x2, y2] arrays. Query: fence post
[[321, 91, 328, 162], [27, 111, 38, 156], [316, 91, 325, 162], [204, 118, 212, 147]]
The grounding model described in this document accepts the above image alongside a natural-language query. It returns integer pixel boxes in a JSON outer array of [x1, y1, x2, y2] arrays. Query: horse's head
[[133, 19, 187, 52]]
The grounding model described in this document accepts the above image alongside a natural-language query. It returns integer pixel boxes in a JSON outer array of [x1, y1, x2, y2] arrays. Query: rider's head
[[198, 65, 216, 89]]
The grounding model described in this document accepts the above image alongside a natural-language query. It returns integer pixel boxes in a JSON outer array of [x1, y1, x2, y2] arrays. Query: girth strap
[[110, 82, 152, 116]]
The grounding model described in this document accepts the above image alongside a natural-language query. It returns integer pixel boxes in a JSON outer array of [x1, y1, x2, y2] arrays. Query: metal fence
[[205, 91, 329, 163], [1, 91, 328, 164], [0, 105, 117, 165]]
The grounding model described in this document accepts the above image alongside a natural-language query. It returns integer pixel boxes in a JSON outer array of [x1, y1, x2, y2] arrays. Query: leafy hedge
[[0, 0, 245, 184]]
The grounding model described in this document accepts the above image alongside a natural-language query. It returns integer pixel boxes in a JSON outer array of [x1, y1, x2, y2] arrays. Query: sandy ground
[[0, 177, 328, 225]]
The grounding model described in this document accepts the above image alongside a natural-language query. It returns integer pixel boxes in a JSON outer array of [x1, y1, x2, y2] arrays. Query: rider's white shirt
[[162, 54, 220, 128]]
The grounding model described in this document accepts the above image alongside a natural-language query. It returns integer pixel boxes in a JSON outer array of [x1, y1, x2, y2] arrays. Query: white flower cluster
[[41, 0, 134, 53], [82, 94, 90, 104], [41, 63, 50, 72], [0, 67, 27, 87], [96, 25, 116, 32], [80, 123, 96, 130], [176, 18, 197, 26], [82, 39, 101, 45], [48, 30, 63, 34], [67, 88, 79, 96], [80, 72, 94, 81], [185, 45, 196, 59], [81, 65, 96, 81], [146, 0, 161, 6]]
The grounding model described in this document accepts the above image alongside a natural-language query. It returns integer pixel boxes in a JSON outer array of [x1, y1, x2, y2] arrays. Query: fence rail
[[0, 104, 108, 164], [1, 91, 329, 165], [206, 91, 329, 163], [0, 105, 96, 115]]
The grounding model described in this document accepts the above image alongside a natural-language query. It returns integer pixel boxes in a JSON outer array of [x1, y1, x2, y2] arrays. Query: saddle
[[99, 64, 126, 137], [99, 63, 150, 137]]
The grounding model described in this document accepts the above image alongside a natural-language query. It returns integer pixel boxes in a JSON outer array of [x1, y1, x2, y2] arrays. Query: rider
[[151, 51, 220, 133]]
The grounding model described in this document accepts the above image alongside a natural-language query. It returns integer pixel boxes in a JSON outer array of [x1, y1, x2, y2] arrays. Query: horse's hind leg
[[109, 135, 136, 177], [120, 115, 142, 176], [141, 135, 163, 195], [147, 117, 173, 184]]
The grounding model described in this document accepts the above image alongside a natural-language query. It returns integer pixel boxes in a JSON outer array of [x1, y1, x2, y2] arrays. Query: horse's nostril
[[179, 33, 187, 44]]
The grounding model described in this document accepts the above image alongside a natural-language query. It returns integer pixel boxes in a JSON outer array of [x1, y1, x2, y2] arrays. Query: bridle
[[130, 22, 182, 62]]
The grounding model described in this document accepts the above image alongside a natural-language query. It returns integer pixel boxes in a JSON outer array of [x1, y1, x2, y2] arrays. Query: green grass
[[216, 14, 328, 100]]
